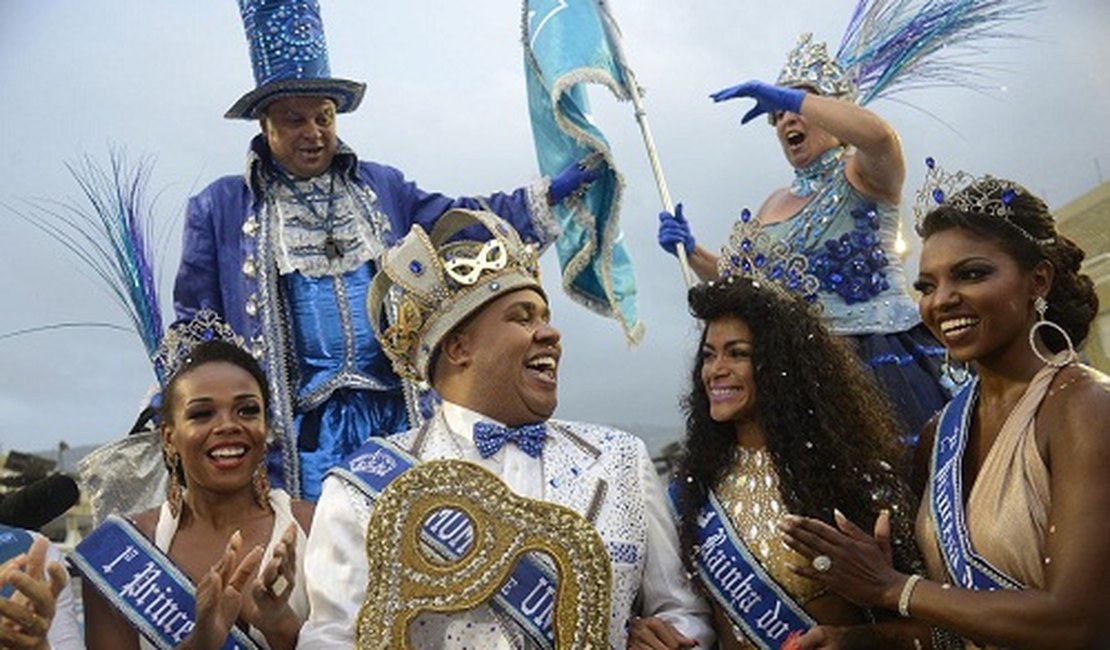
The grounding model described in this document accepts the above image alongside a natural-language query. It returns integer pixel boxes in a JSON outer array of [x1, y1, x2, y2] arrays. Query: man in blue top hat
[[173, 0, 598, 500]]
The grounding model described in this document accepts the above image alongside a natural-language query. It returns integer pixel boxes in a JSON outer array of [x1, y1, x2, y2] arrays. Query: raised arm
[[710, 80, 904, 204], [796, 93, 904, 205], [360, 160, 585, 253]]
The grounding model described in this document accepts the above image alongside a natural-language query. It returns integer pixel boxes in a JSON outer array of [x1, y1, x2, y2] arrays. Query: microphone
[[0, 474, 80, 530]]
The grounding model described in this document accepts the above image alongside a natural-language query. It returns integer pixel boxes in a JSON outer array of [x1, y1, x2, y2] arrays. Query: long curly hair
[[918, 179, 1098, 353], [675, 278, 919, 574]]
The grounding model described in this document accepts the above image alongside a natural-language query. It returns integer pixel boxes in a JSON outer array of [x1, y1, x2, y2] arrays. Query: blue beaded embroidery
[[807, 202, 890, 304]]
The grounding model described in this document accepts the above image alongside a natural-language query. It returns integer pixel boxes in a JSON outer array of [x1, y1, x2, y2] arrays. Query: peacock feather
[[9, 151, 168, 383], [837, 0, 1042, 106]]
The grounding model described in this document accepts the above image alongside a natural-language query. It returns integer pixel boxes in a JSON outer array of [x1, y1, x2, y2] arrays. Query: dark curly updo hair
[[918, 180, 1098, 353], [675, 277, 920, 576]]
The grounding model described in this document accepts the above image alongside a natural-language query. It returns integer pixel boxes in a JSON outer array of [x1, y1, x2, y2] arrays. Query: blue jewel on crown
[[717, 208, 821, 303], [151, 309, 247, 386], [914, 156, 1052, 246]]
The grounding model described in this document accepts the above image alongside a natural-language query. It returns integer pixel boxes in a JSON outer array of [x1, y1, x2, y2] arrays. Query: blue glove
[[548, 157, 604, 205], [658, 203, 696, 257], [710, 80, 805, 125]]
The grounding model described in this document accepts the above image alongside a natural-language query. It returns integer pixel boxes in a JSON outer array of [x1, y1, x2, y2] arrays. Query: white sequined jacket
[[297, 401, 714, 648]]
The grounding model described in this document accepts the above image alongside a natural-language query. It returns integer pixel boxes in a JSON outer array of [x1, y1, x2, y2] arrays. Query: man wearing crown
[[297, 208, 714, 648], [173, 0, 599, 502]]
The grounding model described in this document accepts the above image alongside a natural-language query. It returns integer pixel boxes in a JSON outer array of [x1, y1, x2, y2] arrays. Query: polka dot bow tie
[[473, 421, 548, 459]]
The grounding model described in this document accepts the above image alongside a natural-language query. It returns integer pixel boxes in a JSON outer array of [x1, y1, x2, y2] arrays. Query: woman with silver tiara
[[780, 162, 1108, 649], [76, 314, 312, 650], [657, 0, 1039, 441]]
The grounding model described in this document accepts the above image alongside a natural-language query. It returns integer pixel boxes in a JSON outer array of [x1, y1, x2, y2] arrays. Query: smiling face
[[449, 288, 561, 426], [261, 96, 338, 178], [915, 227, 1048, 366], [700, 315, 759, 426], [162, 360, 268, 496]]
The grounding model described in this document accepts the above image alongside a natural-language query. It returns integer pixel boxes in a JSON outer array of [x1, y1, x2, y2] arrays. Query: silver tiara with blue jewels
[[776, 1, 1041, 107], [913, 157, 1055, 247], [152, 309, 247, 385], [777, 33, 857, 100], [716, 208, 821, 303]]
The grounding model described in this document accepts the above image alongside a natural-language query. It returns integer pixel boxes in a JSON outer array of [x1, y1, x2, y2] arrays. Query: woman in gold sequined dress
[[672, 277, 926, 648]]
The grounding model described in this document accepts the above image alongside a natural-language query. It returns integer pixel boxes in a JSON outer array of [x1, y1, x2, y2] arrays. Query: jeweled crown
[[367, 209, 543, 382], [913, 157, 1055, 247], [777, 33, 857, 100], [152, 310, 246, 386], [716, 209, 820, 303]]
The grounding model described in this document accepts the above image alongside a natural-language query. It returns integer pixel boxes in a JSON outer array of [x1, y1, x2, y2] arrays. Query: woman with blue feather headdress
[[657, 0, 1041, 450], [654, 1, 1042, 648], [10, 153, 316, 649]]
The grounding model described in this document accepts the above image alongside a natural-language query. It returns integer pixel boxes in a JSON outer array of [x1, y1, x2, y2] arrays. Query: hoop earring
[[166, 452, 184, 518], [942, 348, 970, 386], [253, 462, 272, 512], [1029, 296, 1077, 367]]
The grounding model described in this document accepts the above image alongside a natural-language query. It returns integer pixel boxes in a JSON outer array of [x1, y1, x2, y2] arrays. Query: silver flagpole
[[595, 0, 695, 288]]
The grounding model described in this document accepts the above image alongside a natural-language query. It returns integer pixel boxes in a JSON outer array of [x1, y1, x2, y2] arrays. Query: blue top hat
[[225, 0, 366, 119]]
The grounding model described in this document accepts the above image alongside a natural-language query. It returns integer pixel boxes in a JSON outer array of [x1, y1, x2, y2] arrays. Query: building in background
[[1056, 181, 1110, 372]]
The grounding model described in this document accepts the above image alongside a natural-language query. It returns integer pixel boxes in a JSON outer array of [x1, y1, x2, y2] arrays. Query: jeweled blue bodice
[[762, 161, 919, 335]]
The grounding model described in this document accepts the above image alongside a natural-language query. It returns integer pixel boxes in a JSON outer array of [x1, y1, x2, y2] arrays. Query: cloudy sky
[[2, 1, 1108, 457]]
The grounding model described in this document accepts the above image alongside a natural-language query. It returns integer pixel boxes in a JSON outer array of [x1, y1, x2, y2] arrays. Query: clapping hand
[[779, 509, 902, 609], [183, 530, 264, 650], [0, 536, 67, 650], [243, 523, 301, 644]]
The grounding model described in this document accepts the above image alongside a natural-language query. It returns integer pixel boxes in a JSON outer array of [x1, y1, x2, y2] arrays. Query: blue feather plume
[[836, 0, 1042, 106], [12, 151, 168, 383]]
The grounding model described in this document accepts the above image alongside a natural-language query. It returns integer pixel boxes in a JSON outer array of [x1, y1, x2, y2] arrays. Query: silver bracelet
[[898, 574, 924, 617]]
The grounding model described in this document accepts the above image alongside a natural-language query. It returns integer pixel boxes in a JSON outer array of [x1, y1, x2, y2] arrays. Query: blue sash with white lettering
[[930, 378, 1023, 591], [668, 483, 813, 649], [72, 515, 260, 650], [0, 524, 34, 598], [332, 436, 560, 649]]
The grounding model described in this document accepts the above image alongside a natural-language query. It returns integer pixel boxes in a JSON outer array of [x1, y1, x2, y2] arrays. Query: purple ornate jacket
[[173, 137, 558, 496]]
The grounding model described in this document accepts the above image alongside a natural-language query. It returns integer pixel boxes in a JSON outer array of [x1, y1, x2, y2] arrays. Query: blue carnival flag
[[523, 0, 643, 343]]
